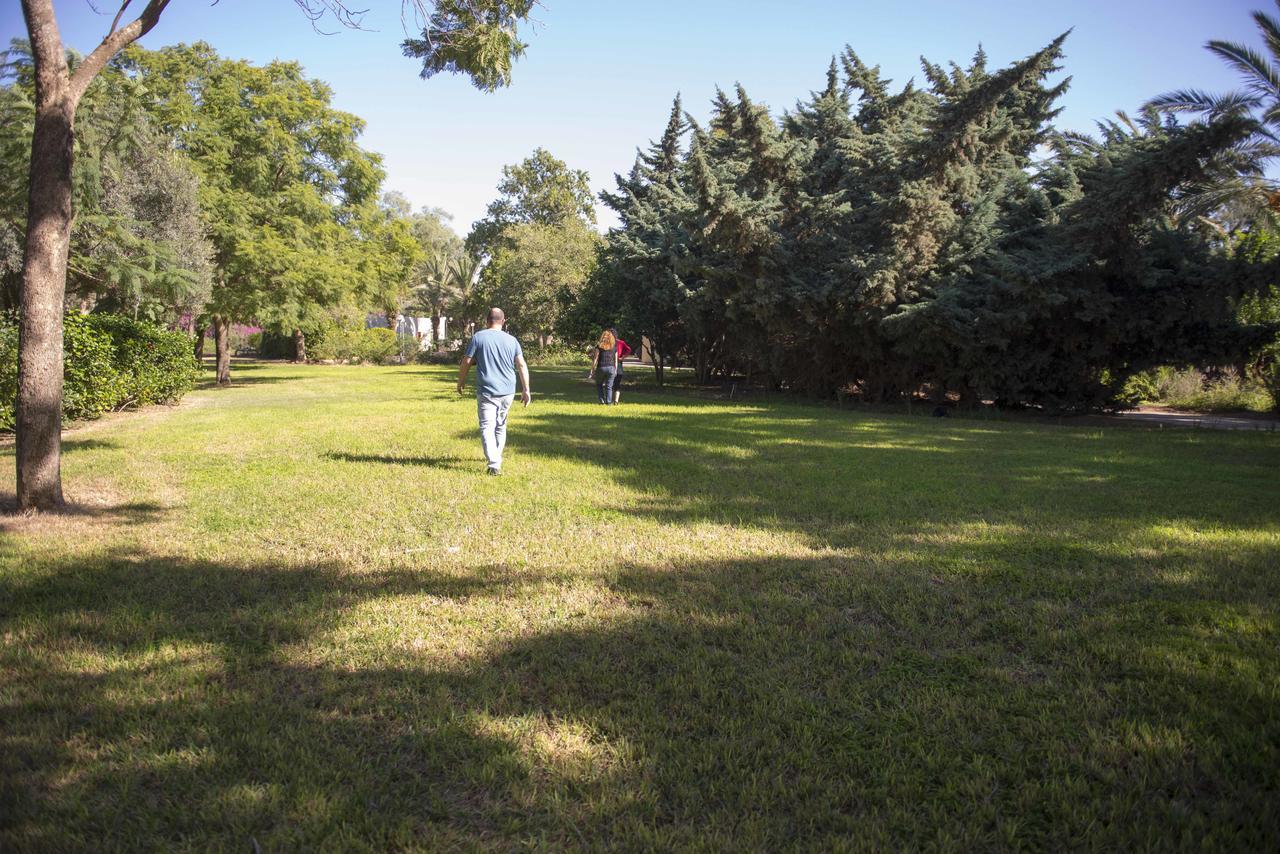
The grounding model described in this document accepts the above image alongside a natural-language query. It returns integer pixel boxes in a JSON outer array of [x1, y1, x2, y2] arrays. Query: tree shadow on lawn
[[508, 405, 1279, 552], [196, 374, 309, 391], [325, 451, 470, 469], [2, 541, 1276, 848]]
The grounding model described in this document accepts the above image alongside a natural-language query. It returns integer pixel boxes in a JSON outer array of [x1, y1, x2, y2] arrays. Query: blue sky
[[1, 0, 1266, 233]]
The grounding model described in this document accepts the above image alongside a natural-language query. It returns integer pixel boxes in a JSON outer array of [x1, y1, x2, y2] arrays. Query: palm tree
[[407, 251, 455, 350], [450, 253, 482, 337], [1061, 107, 1280, 235], [407, 251, 483, 348], [1147, 1, 1280, 232]]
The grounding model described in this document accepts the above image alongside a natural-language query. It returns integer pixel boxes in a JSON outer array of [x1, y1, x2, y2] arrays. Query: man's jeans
[[596, 366, 616, 404], [477, 393, 514, 470]]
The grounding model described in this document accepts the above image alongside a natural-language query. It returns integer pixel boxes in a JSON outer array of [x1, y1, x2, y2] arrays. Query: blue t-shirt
[[465, 328, 523, 397]]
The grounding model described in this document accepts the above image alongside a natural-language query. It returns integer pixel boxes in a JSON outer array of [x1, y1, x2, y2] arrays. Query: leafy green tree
[[603, 33, 1279, 410], [123, 42, 409, 379], [480, 218, 601, 342], [0, 41, 212, 325], [11, 0, 547, 510], [467, 147, 597, 258]]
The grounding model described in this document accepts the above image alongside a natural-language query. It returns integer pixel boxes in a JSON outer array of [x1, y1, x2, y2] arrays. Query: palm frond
[[1147, 88, 1256, 115], [1251, 9, 1280, 62], [1206, 39, 1280, 99]]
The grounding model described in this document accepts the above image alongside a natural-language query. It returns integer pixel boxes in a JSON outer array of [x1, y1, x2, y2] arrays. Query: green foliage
[[522, 341, 591, 366], [1119, 365, 1275, 413], [59, 313, 124, 424], [358, 328, 401, 364], [601, 35, 1280, 408], [401, 0, 536, 92], [1264, 361, 1280, 412], [1165, 377, 1274, 413], [310, 325, 402, 364], [121, 43, 413, 347], [0, 313, 18, 428], [479, 219, 601, 339], [1147, 1, 1280, 232], [0, 312, 198, 430], [0, 40, 213, 323], [467, 147, 596, 258], [84, 314, 201, 407]]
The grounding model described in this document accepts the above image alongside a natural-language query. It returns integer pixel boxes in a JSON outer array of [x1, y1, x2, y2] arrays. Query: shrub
[[0, 313, 21, 430], [417, 343, 464, 365], [309, 325, 404, 364], [85, 314, 200, 407], [63, 313, 127, 420], [1114, 365, 1277, 413], [357, 327, 400, 364], [0, 312, 198, 432], [1155, 367, 1205, 402], [1161, 369, 1272, 413], [1264, 361, 1280, 414], [524, 342, 591, 366], [308, 324, 353, 362], [1115, 370, 1160, 407]]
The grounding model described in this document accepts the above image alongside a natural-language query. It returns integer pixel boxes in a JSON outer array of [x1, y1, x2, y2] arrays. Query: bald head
[[486, 307, 505, 328]]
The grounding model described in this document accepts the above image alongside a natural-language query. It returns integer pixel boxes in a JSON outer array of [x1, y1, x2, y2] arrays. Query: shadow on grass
[[505, 402, 1278, 552], [0, 497, 165, 532], [196, 374, 308, 391], [2, 540, 1277, 848], [5, 370, 1276, 846], [325, 451, 470, 469], [60, 438, 120, 454]]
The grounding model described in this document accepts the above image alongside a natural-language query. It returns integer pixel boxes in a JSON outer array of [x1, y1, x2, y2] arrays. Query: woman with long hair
[[589, 328, 618, 405]]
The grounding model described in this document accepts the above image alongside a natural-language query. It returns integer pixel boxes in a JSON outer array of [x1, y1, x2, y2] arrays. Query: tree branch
[[107, 0, 134, 37], [68, 0, 171, 106]]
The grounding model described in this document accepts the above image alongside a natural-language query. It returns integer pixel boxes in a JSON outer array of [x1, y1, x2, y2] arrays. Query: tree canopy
[[0, 40, 212, 322], [598, 36, 1280, 409], [467, 146, 597, 258], [120, 42, 419, 373]]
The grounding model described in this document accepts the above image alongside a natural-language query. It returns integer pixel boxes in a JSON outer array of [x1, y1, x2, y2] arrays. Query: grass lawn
[[2, 360, 1278, 850]]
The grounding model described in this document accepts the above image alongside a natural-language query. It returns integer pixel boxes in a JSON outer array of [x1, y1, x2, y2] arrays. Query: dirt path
[[1112, 406, 1280, 432]]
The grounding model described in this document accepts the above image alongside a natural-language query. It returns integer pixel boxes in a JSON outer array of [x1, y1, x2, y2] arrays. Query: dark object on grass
[[932, 406, 949, 418]]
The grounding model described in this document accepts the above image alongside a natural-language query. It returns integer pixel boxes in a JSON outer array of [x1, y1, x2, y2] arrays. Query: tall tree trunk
[[15, 1, 75, 511], [213, 315, 231, 385], [193, 324, 206, 362], [293, 328, 306, 362], [14, 0, 171, 511], [431, 307, 440, 350]]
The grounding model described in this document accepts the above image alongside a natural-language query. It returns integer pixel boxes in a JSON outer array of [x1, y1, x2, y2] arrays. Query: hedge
[[0, 312, 200, 431]]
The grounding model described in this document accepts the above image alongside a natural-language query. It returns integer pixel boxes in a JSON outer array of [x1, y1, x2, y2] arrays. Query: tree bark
[[193, 323, 206, 362], [293, 328, 306, 362], [14, 0, 172, 511], [213, 315, 231, 385], [15, 0, 76, 511], [430, 308, 440, 350]]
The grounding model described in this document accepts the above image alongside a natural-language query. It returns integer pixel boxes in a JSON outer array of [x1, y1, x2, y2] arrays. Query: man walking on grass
[[457, 307, 532, 475]]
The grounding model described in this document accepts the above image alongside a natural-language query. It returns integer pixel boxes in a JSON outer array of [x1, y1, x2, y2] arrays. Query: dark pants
[[596, 366, 616, 404], [612, 367, 623, 399]]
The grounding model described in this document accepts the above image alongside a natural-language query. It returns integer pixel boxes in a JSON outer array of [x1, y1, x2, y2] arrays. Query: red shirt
[[616, 339, 632, 358]]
